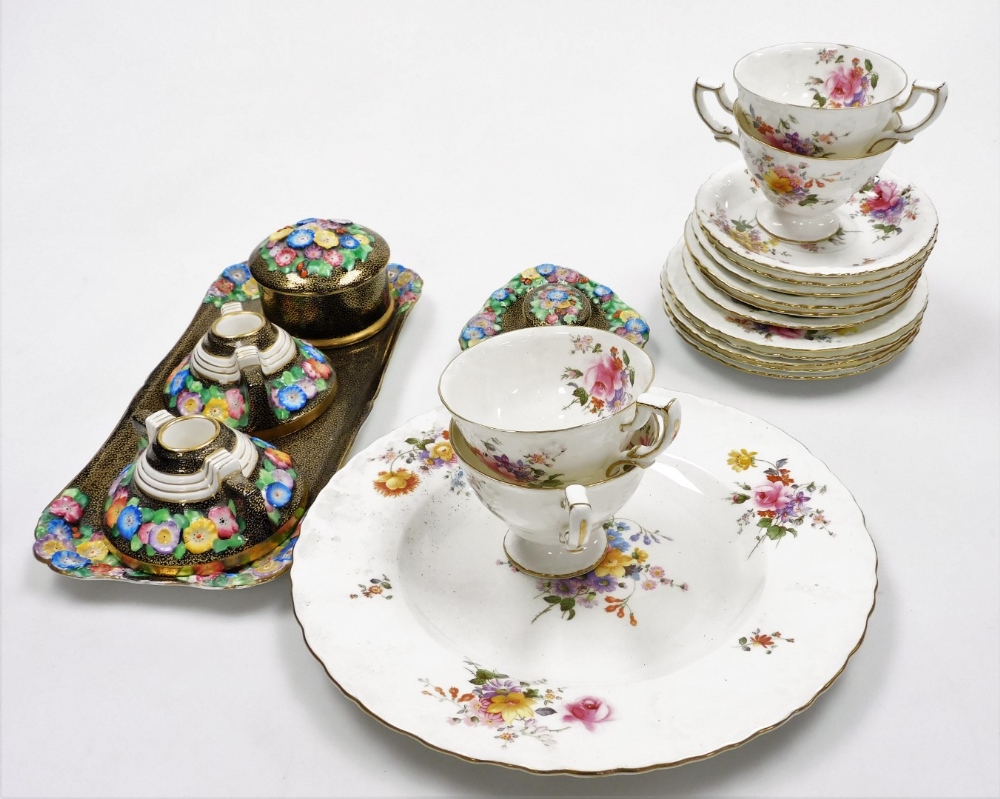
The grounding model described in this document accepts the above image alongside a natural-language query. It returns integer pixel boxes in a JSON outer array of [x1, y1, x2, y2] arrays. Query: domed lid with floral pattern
[[247, 218, 390, 294]]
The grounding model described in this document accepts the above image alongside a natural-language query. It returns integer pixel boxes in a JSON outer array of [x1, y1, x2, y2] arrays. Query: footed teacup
[[438, 326, 681, 487], [451, 420, 644, 578]]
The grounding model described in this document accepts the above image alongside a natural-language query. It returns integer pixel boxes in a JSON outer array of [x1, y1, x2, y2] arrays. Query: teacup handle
[[561, 484, 592, 553], [607, 393, 682, 477], [693, 79, 739, 148], [869, 80, 949, 151]]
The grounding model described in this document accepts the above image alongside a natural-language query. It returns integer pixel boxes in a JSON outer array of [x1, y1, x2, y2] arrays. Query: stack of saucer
[[663, 42, 944, 379], [660, 162, 936, 379]]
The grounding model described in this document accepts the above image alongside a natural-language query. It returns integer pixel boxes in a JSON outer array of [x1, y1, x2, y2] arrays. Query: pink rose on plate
[[767, 325, 806, 340], [583, 352, 626, 405], [862, 180, 902, 212], [824, 64, 867, 106], [754, 481, 794, 510], [563, 696, 613, 731]]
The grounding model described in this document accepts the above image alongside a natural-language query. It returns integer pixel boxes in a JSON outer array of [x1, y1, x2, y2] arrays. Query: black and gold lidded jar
[[247, 218, 393, 347]]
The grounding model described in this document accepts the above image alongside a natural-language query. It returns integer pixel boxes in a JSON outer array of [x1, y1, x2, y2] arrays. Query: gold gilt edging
[[689, 225, 933, 288], [307, 301, 396, 348], [663, 282, 922, 370], [674, 251, 907, 331], [664, 278, 925, 362], [694, 259, 920, 317]]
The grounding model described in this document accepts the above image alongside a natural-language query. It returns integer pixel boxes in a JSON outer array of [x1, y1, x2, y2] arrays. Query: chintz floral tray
[[291, 398, 877, 774], [32, 263, 422, 589]]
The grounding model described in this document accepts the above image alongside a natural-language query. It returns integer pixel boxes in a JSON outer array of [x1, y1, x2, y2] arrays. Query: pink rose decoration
[[137, 522, 155, 545], [264, 448, 293, 469], [824, 65, 866, 106], [225, 388, 245, 420], [754, 481, 794, 510], [768, 325, 806, 339], [864, 181, 902, 212], [562, 697, 613, 731], [583, 353, 626, 404], [208, 505, 239, 539], [49, 495, 83, 523]]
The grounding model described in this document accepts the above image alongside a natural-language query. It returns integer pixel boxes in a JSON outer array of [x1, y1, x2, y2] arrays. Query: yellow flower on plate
[[427, 440, 454, 462], [269, 226, 293, 242], [203, 397, 230, 423], [632, 548, 649, 564], [183, 517, 218, 554], [594, 548, 633, 579], [314, 230, 340, 249], [76, 538, 109, 561], [487, 691, 536, 723], [618, 308, 639, 322], [727, 449, 757, 472], [373, 469, 420, 497], [353, 233, 371, 247]]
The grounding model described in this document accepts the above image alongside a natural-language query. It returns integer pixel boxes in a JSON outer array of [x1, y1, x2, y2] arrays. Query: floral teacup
[[438, 327, 681, 487], [164, 302, 338, 439], [699, 102, 896, 242], [101, 410, 308, 576], [451, 420, 644, 578], [694, 42, 947, 158]]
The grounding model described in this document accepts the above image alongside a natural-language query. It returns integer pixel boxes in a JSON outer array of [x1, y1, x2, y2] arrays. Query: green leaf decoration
[[544, 595, 561, 605], [152, 508, 170, 524], [572, 387, 589, 406], [757, 518, 772, 528], [593, 343, 603, 353], [864, 58, 873, 72], [130, 536, 143, 552], [536, 707, 556, 716], [172, 513, 188, 528], [144, 544, 156, 558], [739, 637, 748, 646], [211, 537, 228, 553], [140, 507, 154, 523], [314, 378, 328, 392], [229, 533, 245, 548], [184, 509, 201, 523], [173, 543, 187, 559]]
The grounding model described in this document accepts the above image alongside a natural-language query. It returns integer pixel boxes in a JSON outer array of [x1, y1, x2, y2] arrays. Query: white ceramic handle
[[693, 79, 739, 148], [871, 80, 948, 150], [609, 392, 682, 475], [563, 484, 592, 554]]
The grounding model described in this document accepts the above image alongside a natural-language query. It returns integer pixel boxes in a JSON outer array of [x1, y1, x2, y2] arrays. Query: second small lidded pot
[[247, 218, 394, 347]]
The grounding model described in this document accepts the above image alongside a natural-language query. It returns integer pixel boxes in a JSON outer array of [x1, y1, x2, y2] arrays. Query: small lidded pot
[[247, 218, 394, 347]]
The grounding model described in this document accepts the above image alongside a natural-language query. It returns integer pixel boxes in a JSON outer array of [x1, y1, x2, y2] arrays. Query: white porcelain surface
[[292, 402, 877, 774], [452, 422, 644, 577], [696, 162, 938, 277], [732, 43, 946, 157], [665, 240, 928, 359], [438, 327, 680, 486]]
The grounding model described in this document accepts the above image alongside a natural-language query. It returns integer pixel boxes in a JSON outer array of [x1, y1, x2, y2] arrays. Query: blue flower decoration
[[490, 287, 512, 302], [461, 326, 486, 343], [545, 289, 569, 302], [168, 368, 190, 395], [339, 235, 359, 249], [116, 505, 143, 539], [287, 228, 315, 249], [299, 341, 325, 362], [624, 317, 649, 335], [222, 263, 250, 285], [46, 517, 74, 538], [295, 217, 319, 225], [265, 482, 292, 508], [593, 284, 614, 300], [51, 550, 90, 570], [536, 264, 557, 276], [586, 573, 619, 593], [276, 385, 308, 411]]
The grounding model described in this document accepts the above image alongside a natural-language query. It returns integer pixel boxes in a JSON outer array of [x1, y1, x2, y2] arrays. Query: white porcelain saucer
[[292, 403, 876, 774], [687, 215, 926, 297], [695, 163, 938, 278], [665, 241, 929, 360]]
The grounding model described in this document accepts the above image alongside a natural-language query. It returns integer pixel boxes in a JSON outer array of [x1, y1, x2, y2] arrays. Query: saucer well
[[291, 402, 876, 774]]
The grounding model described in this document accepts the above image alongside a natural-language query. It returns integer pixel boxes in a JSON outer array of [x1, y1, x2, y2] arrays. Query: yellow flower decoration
[[632, 548, 649, 564], [373, 469, 420, 497], [763, 169, 795, 195], [354, 233, 371, 247], [76, 539, 109, 561], [427, 441, 454, 462], [183, 517, 218, 554], [203, 397, 230, 423], [242, 277, 260, 298], [520, 267, 542, 283], [269, 226, 293, 242], [179, 395, 202, 415], [487, 691, 536, 723], [314, 230, 340, 249], [39, 538, 73, 557], [727, 449, 758, 472], [594, 548, 633, 579], [618, 308, 639, 322]]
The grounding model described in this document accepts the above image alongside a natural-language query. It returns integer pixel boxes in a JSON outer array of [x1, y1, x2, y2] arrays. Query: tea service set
[[31, 40, 939, 774]]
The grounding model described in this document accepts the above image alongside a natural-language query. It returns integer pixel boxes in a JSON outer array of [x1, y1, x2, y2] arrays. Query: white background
[[2, 1, 997, 797]]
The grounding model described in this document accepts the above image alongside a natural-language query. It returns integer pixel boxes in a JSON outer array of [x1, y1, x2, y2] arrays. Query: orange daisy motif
[[373, 469, 420, 497]]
